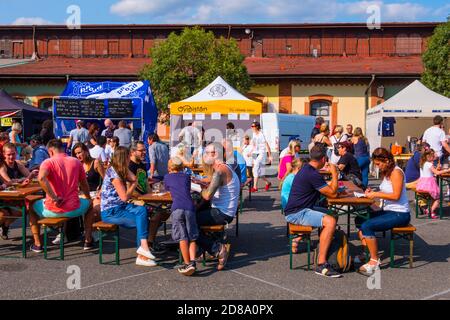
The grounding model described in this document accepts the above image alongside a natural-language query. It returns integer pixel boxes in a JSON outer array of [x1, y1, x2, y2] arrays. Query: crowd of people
[[1, 114, 449, 279]]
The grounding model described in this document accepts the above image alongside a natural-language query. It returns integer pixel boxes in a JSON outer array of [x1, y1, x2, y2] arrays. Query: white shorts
[[252, 153, 266, 177]]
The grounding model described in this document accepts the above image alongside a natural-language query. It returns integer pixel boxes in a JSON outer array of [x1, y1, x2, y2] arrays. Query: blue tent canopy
[[54, 80, 158, 142]]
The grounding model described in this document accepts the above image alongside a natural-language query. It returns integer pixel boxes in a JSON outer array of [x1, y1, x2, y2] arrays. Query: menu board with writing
[[79, 100, 105, 118], [108, 99, 134, 118], [55, 98, 135, 119], [54, 99, 81, 118]]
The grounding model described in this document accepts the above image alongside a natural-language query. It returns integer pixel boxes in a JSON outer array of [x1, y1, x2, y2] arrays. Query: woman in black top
[[72, 143, 105, 219], [0, 143, 37, 239], [40, 119, 55, 145], [336, 141, 363, 188]]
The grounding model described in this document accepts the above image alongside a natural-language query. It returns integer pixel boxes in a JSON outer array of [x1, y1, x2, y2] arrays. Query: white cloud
[[12, 17, 54, 25], [109, 0, 441, 23], [383, 2, 430, 21]]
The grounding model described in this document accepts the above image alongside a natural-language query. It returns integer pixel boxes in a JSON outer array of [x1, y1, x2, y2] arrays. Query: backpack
[[314, 228, 352, 273], [332, 135, 345, 157]]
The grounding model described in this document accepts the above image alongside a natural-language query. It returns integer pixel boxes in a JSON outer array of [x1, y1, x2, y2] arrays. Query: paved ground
[[0, 177, 449, 300]]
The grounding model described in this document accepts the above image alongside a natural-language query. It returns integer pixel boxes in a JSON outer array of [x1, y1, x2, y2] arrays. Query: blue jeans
[[101, 203, 149, 248], [356, 155, 370, 188], [355, 210, 410, 239]]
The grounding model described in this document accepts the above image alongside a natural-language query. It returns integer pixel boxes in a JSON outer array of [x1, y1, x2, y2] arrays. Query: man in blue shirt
[[284, 145, 341, 278], [27, 135, 49, 170]]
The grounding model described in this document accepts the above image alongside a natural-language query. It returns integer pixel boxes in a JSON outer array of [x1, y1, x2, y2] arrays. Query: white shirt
[[420, 162, 434, 178], [105, 145, 114, 160], [179, 126, 201, 147], [422, 126, 446, 157], [89, 145, 107, 162], [241, 144, 253, 167], [211, 165, 240, 217], [251, 131, 267, 155], [380, 167, 410, 213]]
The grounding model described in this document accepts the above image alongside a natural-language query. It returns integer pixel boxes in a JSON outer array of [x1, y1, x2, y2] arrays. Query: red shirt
[[40, 153, 85, 213]]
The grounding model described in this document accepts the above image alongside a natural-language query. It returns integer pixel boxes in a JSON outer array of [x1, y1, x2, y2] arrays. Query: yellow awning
[[170, 99, 261, 115]]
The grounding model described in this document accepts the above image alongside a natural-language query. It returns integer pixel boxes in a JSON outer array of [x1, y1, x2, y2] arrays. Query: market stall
[[53, 80, 158, 142], [366, 80, 450, 153], [0, 89, 51, 138], [169, 76, 262, 152]]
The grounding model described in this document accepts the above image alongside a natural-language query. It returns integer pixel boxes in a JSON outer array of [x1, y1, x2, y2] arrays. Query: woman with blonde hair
[[351, 127, 370, 188], [100, 146, 156, 267], [278, 139, 301, 182], [330, 125, 348, 164], [9, 122, 27, 159]]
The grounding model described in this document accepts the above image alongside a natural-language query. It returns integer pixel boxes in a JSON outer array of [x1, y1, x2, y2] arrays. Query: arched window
[[310, 100, 331, 125]]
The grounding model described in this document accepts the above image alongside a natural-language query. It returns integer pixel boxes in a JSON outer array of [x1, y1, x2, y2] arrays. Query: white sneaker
[[136, 246, 156, 260], [52, 233, 67, 245], [136, 256, 157, 267]]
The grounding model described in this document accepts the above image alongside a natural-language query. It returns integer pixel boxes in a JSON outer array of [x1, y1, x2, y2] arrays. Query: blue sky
[[1, 0, 448, 25]]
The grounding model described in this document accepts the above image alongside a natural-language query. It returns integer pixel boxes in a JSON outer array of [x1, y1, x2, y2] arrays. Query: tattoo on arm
[[202, 170, 224, 199]]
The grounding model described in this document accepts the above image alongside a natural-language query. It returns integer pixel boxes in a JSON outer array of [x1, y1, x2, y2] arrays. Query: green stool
[[199, 225, 226, 267], [38, 217, 70, 261], [414, 191, 433, 219], [93, 221, 120, 265], [288, 224, 312, 270], [390, 224, 416, 268]]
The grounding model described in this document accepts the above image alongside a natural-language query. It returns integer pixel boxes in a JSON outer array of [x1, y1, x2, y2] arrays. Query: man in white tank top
[[196, 142, 239, 271]]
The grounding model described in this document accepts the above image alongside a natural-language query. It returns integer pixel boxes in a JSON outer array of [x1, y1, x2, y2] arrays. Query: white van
[[260, 113, 315, 153]]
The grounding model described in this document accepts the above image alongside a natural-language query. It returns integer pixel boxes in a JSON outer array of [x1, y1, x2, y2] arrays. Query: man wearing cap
[[28, 135, 50, 170], [67, 120, 89, 152]]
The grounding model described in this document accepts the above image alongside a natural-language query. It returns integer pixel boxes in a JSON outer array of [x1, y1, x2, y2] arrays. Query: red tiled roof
[[0, 55, 423, 78]]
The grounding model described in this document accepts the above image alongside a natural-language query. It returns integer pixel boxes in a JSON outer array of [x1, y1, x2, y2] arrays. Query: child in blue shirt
[[280, 159, 302, 210], [164, 156, 199, 276]]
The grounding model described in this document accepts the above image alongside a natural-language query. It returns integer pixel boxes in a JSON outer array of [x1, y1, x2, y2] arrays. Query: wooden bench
[[288, 224, 313, 270], [390, 224, 416, 268], [92, 221, 120, 265], [196, 225, 226, 267], [37, 217, 70, 260], [408, 186, 433, 219]]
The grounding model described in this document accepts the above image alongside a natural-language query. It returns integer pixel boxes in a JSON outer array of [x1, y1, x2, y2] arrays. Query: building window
[[39, 98, 53, 111], [310, 100, 331, 125], [71, 36, 83, 57]]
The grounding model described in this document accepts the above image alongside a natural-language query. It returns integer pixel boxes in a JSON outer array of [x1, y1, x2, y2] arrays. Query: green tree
[[139, 27, 253, 120], [421, 20, 450, 97]]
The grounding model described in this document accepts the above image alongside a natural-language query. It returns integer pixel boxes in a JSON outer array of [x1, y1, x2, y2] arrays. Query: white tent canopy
[[181, 76, 254, 102], [366, 80, 450, 153], [368, 80, 450, 118]]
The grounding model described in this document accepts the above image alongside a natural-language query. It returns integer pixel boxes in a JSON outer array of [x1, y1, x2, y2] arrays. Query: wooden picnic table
[[327, 181, 374, 236], [0, 185, 43, 258], [138, 192, 173, 204], [191, 166, 204, 174]]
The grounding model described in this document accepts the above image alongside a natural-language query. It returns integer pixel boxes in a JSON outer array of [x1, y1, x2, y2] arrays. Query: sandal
[[359, 258, 380, 275], [291, 236, 302, 254], [217, 243, 231, 271]]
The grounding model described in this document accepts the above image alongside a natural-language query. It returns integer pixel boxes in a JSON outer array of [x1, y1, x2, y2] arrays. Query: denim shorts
[[33, 198, 90, 218], [171, 209, 199, 242], [285, 206, 328, 228]]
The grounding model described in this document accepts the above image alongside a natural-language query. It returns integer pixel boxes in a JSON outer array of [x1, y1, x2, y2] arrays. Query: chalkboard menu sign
[[55, 98, 135, 119], [108, 99, 134, 118], [79, 100, 105, 118], [55, 99, 81, 118]]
